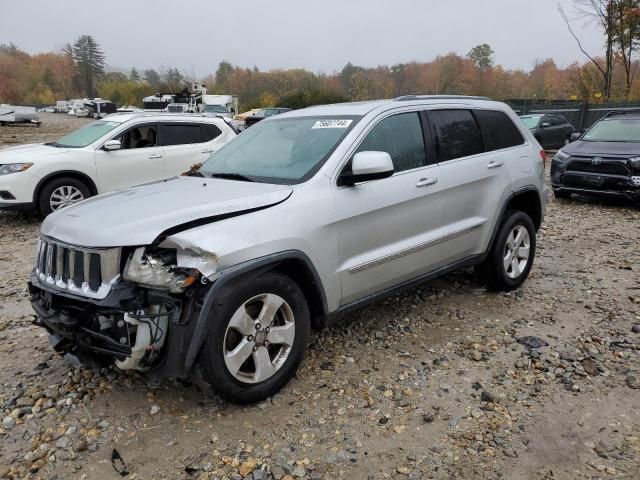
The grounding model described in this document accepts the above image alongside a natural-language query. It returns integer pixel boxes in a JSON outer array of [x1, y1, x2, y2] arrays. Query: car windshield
[[520, 116, 541, 129], [583, 117, 640, 142], [199, 116, 359, 184], [53, 120, 120, 147], [204, 104, 226, 113]]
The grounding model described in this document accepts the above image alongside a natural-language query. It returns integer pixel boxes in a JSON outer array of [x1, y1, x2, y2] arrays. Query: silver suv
[[29, 96, 545, 403]]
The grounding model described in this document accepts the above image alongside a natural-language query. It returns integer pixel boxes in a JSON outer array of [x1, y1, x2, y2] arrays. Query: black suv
[[521, 114, 575, 149], [550, 112, 640, 201]]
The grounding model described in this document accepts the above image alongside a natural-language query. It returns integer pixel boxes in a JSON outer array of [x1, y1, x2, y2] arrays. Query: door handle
[[487, 161, 503, 169], [201, 149, 214, 154], [416, 177, 438, 187], [148, 154, 162, 159]]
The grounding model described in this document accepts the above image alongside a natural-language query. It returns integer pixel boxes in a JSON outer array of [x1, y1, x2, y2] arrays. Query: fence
[[506, 100, 640, 132]]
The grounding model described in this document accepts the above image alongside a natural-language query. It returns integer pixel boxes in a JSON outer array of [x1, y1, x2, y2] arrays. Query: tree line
[[2, 1, 640, 111]]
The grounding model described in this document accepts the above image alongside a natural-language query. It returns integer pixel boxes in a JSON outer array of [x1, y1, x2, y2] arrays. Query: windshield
[[204, 104, 226, 113], [583, 117, 640, 142], [520, 116, 541, 129], [199, 116, 359, 184], [54, 120, 120, 147]]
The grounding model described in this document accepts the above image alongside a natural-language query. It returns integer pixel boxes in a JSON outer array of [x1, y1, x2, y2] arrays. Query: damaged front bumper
[[29, 272, 203, 382]]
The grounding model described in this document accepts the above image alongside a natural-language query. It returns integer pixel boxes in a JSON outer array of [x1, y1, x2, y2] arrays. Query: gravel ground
[[0, 116, 639, 479]]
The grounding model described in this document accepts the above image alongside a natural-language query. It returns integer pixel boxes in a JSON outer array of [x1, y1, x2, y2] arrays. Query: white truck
[[202, 94, 239, 118]]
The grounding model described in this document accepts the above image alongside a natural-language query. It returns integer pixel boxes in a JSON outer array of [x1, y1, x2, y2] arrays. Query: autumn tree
[[71, 35, 105, 97]]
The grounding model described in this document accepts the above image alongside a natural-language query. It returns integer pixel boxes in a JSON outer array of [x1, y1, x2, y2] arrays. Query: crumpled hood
[[564, 140, 640, 157], [41, 176, 293, 247], [0, 143, 73, 159]]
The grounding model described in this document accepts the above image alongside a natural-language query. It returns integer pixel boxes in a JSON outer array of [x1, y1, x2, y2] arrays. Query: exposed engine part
[[115, 305, 169, 371]]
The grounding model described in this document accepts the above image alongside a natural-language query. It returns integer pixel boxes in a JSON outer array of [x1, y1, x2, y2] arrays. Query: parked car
[[244, 107, 292, 128], [29, 96, 545, 403], [0, 113, 236, 215], [550, 111, 640, 200], [520, 114, 574, 149]]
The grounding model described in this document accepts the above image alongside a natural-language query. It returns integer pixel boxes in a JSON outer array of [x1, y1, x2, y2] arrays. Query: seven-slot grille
[[566, 159, 629, 176], [35, 237, 121, 299]]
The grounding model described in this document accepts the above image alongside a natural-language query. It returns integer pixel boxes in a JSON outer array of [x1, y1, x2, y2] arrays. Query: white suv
[[0, 113, 236, 215], [29, 96, 545, 403]]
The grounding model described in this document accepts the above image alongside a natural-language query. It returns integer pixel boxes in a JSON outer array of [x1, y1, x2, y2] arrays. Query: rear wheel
[[475, 210, 536, 291], [195, 272, 310, 404], [38, 177, 92, 216]]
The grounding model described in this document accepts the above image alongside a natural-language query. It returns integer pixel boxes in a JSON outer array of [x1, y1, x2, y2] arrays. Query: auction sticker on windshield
[[312, 119, 353, 129]]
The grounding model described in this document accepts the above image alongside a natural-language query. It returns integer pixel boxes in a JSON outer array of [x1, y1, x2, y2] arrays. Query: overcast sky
[[1, 0, 602, 76]]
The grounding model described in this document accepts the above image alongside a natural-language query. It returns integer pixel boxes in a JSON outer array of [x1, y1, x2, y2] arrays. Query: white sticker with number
[[311, 119, 353, 129]]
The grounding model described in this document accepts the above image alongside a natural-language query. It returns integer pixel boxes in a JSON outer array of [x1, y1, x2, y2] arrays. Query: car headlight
[[0, 163, 33, 176], [629, 156, 640, 169], [553, 150, 570, 162], [123, 248, 200, 293]]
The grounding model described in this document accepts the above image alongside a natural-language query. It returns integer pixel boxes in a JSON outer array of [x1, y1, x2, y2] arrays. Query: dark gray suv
[[550, 112, 640, 201], [521, 114, 575, 149]]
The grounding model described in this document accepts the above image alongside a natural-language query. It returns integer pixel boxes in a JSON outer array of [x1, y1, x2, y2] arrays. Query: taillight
[[540, 149, 546, 167]]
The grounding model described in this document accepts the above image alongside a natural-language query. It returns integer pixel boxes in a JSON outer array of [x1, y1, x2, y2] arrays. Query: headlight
[[553, 150, 570, 162], [0, 163, 33, 176], [123, 248, 200, 293], [629, 156, 640, 169]]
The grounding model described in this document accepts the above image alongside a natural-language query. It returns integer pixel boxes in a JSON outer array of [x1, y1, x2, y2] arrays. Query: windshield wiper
[[45, 142, 63, 148], [208, 172, 256, 182]]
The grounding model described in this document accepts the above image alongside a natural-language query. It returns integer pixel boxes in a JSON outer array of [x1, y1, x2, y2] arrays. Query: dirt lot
[[0, 116, 639, 480]]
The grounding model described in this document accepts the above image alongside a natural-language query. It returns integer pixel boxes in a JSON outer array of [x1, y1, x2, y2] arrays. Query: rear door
[[159, 122, 216, 175], [427, 109, 513, 260], [94, 122, 164, 192], [332, 111, 445, 304]]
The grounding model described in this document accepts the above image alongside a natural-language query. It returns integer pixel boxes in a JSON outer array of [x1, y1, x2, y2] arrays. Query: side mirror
[[103, 139, 121, 151], [569, 132, 581, 142], [540, 122, 551, 128], [340, 151, 394, 186]]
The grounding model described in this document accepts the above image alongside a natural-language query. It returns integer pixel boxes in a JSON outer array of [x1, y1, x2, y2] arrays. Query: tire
[[194, 272, 310, 404], [475, 210, 536, 292], [553, 189, 571, 199], [38, 176, 92, 216]]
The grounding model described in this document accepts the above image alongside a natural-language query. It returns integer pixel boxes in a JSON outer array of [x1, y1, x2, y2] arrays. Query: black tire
[[194, 272, 310, 404], [38, 176, 92, 216], [475, 210, 536, 291], [553, 189, 571, 199]]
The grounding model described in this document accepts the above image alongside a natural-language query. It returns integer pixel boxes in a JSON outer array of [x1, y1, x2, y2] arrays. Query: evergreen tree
[[72, 35, 105, 97], [130, 67, 140, 81]]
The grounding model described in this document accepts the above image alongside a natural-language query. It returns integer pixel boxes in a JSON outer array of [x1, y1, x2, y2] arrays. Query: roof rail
[[602, 109, 640, 119], [394, 95, 492, 102]]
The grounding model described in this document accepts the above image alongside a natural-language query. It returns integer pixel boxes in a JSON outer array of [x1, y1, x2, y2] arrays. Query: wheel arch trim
[[184, 250, 328, 371], [33, 170, 99, 206]]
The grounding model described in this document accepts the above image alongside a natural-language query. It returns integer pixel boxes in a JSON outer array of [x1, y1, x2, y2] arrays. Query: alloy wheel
[[223, 293, 295, 384], [49, 185, 85, 211], [503, 225, 531, 279]]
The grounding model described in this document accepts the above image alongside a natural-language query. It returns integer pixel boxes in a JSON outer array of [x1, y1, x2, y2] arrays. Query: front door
[[94, 122, 165, 192], [332, 111, 445, 305]]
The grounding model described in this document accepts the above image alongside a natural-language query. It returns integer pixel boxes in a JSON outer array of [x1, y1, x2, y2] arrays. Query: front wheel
[[38, 177, 92, 216], [475, 210, 536, 291], [195, 272, 310, 404]]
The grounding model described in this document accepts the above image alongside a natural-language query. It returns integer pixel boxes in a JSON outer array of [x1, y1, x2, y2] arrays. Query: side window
[[160, 123, 204, 146], [118, 124, 157, 149], [428, 110, 484, 161], [549, 116, 562, 126], [355, 112, 427, 172], [203, 123, 223, 141], [474, 110, 525, 151]]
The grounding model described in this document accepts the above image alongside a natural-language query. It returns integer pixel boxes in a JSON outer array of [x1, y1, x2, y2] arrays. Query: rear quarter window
[[474, 110, 525, 151], [203, 123, 223, 141]]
